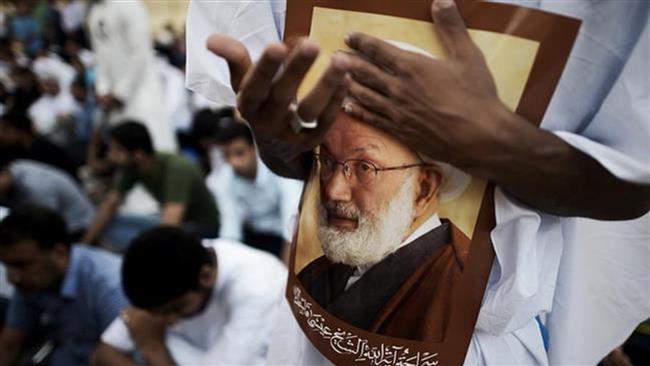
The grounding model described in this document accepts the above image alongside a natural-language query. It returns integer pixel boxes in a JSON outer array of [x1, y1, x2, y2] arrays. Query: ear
[[133, 150, 146, 161], [413, 166, 442, 217], [198, 263, 217, 288], [50, 242, 70, 270]]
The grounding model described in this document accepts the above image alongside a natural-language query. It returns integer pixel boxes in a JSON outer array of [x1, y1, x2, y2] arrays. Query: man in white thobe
[[87, 0, 176, 152], [184, 0, 650, 364]]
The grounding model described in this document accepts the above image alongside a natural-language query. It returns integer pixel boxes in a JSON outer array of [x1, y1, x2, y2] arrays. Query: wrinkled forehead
[[323, 114, 416, 164]]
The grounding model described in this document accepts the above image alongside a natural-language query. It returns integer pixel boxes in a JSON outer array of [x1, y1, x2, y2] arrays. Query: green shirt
[[113, 153, 219, 226]]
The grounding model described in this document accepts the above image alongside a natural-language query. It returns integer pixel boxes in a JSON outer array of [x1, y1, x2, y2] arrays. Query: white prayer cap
[[386, 40, 472, 203], [33, 59, 62, 84], [32, 56, 75, 88], [432, 161, 472, 204]]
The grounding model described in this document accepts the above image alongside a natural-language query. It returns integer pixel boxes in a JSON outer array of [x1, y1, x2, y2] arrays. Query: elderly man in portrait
[[298, 113, 472, 340]]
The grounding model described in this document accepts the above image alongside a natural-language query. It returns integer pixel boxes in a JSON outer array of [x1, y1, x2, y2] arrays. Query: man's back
[[9, 160, 94, 232]]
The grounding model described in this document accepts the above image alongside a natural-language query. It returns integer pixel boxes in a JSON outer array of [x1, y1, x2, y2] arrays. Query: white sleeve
[[111, 3, 153, 102], [100, 317, 136, 353], [89, 26, 110, 97], [212, 171, 244, 241], [552, 22, 650, 185], [200, 262, 286, 365], [278, 177, 303, 242], [185, 0, 286, 105]]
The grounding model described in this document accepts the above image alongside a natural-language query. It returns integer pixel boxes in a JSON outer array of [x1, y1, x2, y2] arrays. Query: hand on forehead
[[323, 114, 418, 165]]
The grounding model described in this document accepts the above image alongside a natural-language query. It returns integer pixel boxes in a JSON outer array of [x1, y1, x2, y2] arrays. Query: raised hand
[[339, 0, 508, 171], [206, 35, 348, 178]]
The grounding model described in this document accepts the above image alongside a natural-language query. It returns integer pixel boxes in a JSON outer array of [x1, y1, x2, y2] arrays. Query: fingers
[[341, 51, 395, 97], [312, 82, 347, 138], [206, 34, 253, 91], [237, 43, 288, 114], [430, 0, 475, 59], [345, 76, 394, 120], [342, 100, 393, 130], [267, 39, 320, 110], [345, 33, 405, 74], [296, 52, 348, 121]]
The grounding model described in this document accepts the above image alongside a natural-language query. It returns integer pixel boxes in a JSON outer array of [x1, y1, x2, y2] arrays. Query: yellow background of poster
[[295, 7, 539, 272]]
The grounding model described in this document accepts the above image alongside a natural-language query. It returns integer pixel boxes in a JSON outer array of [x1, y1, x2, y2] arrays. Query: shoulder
[[72, 246, 122, 287], [205, 239, 287, 290], [160, 153, 200, 174], [10, 160, 60, 179]]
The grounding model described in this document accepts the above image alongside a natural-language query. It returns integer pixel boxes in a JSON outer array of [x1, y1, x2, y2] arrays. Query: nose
[[322, 167, 352, 202]]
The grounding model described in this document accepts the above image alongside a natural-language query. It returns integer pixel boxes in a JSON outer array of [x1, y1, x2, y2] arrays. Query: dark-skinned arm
[[339, 0, 650, 220], [90, 343, 141, 366]]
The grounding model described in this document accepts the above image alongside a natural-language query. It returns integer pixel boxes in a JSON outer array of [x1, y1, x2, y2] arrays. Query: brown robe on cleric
[[298, 220, 470, 342]]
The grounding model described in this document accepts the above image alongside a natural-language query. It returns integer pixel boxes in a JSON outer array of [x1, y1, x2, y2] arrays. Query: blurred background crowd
[[0, 0, 302, 358]]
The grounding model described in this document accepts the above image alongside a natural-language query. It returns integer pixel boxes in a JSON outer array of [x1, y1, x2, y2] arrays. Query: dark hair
[[122, 226, 214, 309], [0, 206, 69, 249], [190, 107, 234, 141], [0, 112, 33, 133], [109, 121, 154, 155], [0, 156, 10, 171], [216, 117, 254, 145]]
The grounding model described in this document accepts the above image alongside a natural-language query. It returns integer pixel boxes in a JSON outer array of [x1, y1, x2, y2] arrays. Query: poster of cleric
[[283, 1, 580, 365]]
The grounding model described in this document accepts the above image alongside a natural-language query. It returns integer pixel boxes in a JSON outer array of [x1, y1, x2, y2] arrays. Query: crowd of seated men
[[0, 2, 302, 364]]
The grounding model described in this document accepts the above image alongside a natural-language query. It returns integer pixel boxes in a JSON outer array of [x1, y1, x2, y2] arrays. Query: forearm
[[161, 203, 185, 226], [0, 332, 24, 366], [0, 348, 17, 366], [91, 343, 140, 366], [463, 108, 650, 220], [139, 343, 176, 366], [83, 195, 119, 244]]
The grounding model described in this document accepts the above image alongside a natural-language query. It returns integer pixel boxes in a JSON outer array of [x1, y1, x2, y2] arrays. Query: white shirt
[[88, 0, 176, 152], [61, 0, 87, 33], [209, 159, 303, 242], [185, 1, 650, 364], [28, 91, 77, 146], [101, 239, 287, 365], [156, 56, 192, 131]]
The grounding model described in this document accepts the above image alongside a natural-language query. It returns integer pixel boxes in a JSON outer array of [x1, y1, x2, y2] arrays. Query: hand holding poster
[[284, 1, 579, 365]]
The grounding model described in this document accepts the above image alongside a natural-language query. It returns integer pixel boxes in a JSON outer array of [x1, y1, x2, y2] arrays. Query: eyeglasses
[[314, 153, 429, 186]]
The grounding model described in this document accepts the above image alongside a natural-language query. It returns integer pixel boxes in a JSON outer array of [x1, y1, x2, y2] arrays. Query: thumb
[[206, 34, 252, 92], [430, 0, 474, 59]]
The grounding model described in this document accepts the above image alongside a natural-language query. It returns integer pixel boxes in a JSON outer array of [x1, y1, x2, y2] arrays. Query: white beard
[[317, 174, 417, 267]]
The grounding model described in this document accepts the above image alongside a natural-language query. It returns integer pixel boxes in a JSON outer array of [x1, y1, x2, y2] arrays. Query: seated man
[[91, 226, 286, 365], [0, 206, 127, 366], [0, 158, 95, 239], [213, 119, 302, 258], [82, 121, 220, 248]]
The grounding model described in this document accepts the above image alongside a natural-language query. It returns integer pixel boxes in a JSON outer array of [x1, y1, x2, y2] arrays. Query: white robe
[[87, 0, 177, 152], [28, 91, 77, 147], [156, 56, 192, 132], [185, 1, 650, 364]]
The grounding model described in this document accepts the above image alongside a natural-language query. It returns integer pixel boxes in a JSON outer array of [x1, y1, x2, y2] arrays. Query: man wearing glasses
[[298, 112, 471, 340]]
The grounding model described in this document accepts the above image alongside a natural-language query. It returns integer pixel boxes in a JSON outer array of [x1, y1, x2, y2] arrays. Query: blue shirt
[[5, 245, 127, 366], [211, 159, 302, 241]]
